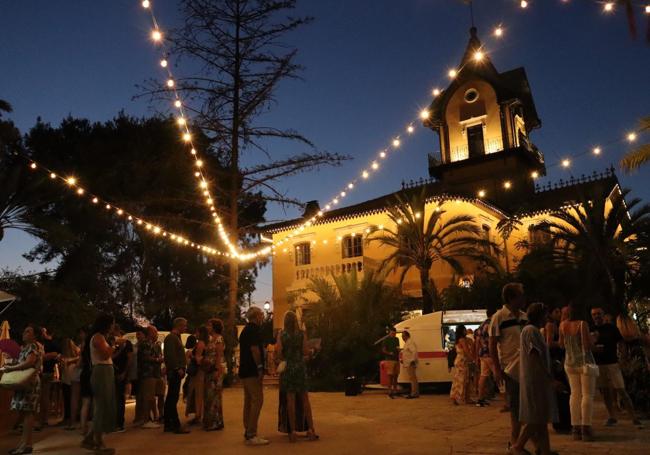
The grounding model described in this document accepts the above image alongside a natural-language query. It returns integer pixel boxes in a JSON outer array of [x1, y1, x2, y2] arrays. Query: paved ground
[[1, 387, 649, 455]]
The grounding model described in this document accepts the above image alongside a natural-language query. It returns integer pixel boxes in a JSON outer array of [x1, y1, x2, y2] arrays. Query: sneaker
[[605, 418, 618, 427], [141, 421, 161, 429], [245, 436, 270, 446]]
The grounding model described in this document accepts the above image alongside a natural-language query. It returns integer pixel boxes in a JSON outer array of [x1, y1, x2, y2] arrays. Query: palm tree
[[539, 189, 650, 313], [496, 214, 523, 274], [620, 116, 650, 172], [369, 191, 496, 314]]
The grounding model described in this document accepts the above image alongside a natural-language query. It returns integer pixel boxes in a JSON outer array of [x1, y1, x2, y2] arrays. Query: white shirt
[[401, 338, 418, 366], [488, 305, 527, 369]]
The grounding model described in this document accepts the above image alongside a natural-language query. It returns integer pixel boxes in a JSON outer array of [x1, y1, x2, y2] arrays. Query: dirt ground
[[1, 386, 649, 455]]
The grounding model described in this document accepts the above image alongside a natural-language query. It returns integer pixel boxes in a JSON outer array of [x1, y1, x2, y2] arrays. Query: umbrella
[[0, 339, 21, 359]]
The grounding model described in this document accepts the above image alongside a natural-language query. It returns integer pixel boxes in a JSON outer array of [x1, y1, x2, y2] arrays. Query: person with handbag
[[559, 301, 598, 441], [0, 323, 42, 455]]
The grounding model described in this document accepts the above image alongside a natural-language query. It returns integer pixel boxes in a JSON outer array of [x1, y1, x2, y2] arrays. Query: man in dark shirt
[[239, 307, 269, 446], [39, 327, 61, 427], [110, 324, 133, 432], [381, 327, 400, 398], [591, 307, 642, 427], [163, 317, 189, 434]]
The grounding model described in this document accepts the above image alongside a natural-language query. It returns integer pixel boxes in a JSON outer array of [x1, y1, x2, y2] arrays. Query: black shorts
[[505, 376, 520, 418]]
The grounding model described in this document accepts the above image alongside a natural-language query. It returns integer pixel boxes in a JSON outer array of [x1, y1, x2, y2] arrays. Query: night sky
[[1, 0, 649, 306]]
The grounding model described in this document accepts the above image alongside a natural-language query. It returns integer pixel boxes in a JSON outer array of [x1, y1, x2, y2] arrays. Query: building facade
[[264, 28, 618, 328]]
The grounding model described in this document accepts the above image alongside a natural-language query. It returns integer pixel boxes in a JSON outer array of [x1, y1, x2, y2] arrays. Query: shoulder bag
[[0, 368, 38, 390], [579, 322, 599, 378]]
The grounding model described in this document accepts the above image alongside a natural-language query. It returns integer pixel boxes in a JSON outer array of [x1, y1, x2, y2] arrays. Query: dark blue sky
[[1, 0, 649, 305]]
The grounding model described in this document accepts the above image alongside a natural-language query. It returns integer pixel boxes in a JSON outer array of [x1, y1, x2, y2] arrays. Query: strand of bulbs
[[22, 154, 227, 257], [518, 0, 650, 15]]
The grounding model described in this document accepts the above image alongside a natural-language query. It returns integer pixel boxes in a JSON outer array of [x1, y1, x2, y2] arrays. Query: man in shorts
[[382, 327, 400, 398], [490, 283, 527, 450], [591, 307, 643, 428]]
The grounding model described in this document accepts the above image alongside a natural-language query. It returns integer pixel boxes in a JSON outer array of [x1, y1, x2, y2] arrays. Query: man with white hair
[[239, 307, 269, 445]]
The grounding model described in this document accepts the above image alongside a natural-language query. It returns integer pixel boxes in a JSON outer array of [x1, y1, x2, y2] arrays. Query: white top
[[90, 334, 113, 366], [401, 338, 418, 365], [489, 305, 527, 369]]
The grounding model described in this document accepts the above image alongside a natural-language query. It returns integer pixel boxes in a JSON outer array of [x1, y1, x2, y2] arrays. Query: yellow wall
[[444, 80, 504, 162]]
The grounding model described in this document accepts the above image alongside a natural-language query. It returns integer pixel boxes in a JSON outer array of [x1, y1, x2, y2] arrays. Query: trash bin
[[379, 360, 390, 387], [344, 376, 361, 396]]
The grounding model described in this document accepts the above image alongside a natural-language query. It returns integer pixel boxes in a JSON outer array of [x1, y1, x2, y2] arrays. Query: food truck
[[395, 309, 487, 384]]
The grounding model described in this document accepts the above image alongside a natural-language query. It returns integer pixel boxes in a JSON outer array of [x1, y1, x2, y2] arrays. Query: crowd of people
[[443, 282, 648, 455], [0, 306, 319, 453], [2, 283, 649, 454]]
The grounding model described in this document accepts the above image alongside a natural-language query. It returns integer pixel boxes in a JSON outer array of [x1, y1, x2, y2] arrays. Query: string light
[[92, 197, 99, 204], [627, 132, 637, 142], [448, 69, 458, 79], [520, 0, 528, 9], [477, 189, 486, 198], [407, 125, 415, 134], [646, 5, 650, 14], [473, 50, 484, 62], [29, 163, 37, 169], [531, 171, 539, 179], [166, 79, 175, 88], [174, 100, 182, 108], [420, 109, 430, 120], [494, 26, 504, 38], [141, 0, 150, 8], [182, 132, 192, 142], [67, 177, 77, 186], [392, 138, 401, 148], [362, 171, 370, 179], [432, 88, 441, 97], [503, 181, 512, 189], [561, 158, 571, 168], [371, 161, 379, 170], [603, 2, 614, 13], [50, 172, 56, 179], [177, 117, 186, 126], [76, 188, 85, 195], [593, 146, 601, 155], [151, 30, 162, 42]]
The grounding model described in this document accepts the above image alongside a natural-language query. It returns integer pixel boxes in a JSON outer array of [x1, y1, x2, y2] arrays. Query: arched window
[[341, 234, 363, 258], [294, 242, 311, 266]]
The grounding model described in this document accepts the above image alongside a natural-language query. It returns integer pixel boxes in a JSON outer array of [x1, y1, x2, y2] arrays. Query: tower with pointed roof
[[425, 27, 545, 205]]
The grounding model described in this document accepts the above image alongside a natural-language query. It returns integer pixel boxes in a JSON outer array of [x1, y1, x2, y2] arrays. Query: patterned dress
[[202, 334, 224, 429], [279, 330, 307, 393], [10, 342, 43, 412], [449, 338, 470, 403]]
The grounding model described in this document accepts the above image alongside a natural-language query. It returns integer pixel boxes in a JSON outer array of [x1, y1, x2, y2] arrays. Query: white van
[[395, 309, 487, 384]]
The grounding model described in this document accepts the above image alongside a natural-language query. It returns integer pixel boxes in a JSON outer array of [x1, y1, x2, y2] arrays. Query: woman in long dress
[[510, 303, 558, 455], [449, 325, 473, 405], [276, 310, 318, 442], [81, 314, 122, 454], [1, 324, 43, 455], [202, 318, 225, 431], [185, 326, 208, 425]]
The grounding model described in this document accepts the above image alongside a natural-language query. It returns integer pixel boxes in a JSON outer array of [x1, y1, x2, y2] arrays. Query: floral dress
[[202, 334, 224, 429], [449, 338, 470, 403], [10, 342, 43, 412], [279, 330, 307, 393]]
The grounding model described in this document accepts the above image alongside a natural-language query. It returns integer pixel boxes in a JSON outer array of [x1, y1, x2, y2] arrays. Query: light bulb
[[503, 181, 512, 189], [92, 197, 99, 204], [67, 177, 77, 186], [371, 161, 379, 170], [50, 172, 56, 179], [105, 204, 111, 210], [76, 188, 85, 195], [142, 0, 150, 8], [30, 163, 36, 169], [160, 59, 168, 68], [432, 88, 441, 97], [392, 138, 401, 148], [183, 132, 192, 142], [191, 148, 197, 155], [151, 30, 162, 42], [166, 79, 175, 88], [561, 159, 571, 168], [379, 151, 386, 158], [478, 189, 486, 198], [174, 100, 181, 108], [448, 69, 457, 79], [420, 109, 430, 120], [531, 171, 539, 179], [407, 125, 415, 134], [646, 5, 650, 14], [200, 181, 208, 189], [177, 117, 186, 126], [603, 2, 614, 12], [520, 0, 528, 9], [195, 159, 203, 167], [494, 26, 503, 37], [627, 132, 637, 142], [362, 171, 369, 179], [473, 50, 484, 61], [593, 147, 601, 155]]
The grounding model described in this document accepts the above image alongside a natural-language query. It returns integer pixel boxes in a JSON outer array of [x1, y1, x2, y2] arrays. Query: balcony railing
[[450, 136, 504, 162], [294, 259, 364, 281]]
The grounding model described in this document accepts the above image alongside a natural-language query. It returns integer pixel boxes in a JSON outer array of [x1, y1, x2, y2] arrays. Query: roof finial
[[468, 0, 475, 28]]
